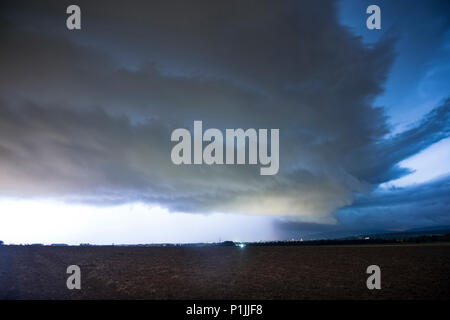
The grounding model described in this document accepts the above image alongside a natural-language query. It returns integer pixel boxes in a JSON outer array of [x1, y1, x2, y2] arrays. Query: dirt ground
[[0, 244, 449, 300]]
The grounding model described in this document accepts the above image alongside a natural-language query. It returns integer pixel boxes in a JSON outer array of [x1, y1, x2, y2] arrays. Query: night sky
[[0, 0, 449, 244]]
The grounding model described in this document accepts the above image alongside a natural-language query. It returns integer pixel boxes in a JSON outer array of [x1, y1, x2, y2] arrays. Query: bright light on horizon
[[0, 199, 276, 245]]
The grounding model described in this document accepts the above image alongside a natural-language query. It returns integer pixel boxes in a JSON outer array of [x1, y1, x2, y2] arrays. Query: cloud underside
[[0, 0, 449, 222]]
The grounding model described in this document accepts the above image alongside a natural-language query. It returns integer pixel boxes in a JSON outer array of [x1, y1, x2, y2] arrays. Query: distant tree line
[[245, 234, 450, 246]]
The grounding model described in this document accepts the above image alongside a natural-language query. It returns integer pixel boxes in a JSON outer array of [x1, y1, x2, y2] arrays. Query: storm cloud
[[0, 0, 449, 225]]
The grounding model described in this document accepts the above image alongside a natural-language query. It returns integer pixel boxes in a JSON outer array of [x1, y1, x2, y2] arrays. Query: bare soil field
[[0, 244, 449, 300]]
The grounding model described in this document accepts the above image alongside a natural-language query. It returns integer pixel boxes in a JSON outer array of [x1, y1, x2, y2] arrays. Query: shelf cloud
[[0, 0, 449, 227]]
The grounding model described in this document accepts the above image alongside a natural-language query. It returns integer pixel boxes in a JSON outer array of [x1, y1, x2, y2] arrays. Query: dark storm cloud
[[0, 1, 449, 222], [276, 174, 450, 238], [348, 98, 450, 184], [337, 175, 450, 231]]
